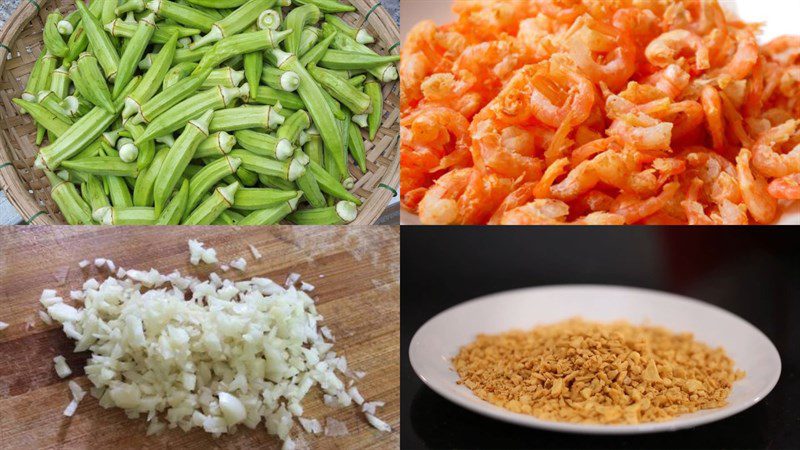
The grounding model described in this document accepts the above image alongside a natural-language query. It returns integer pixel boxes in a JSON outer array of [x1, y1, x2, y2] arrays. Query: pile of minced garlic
[[453, 318, 744, 425], [42, 240, 390, 449]]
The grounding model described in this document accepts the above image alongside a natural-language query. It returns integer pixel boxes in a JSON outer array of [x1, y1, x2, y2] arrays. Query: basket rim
[[0, 0, 400, 225]]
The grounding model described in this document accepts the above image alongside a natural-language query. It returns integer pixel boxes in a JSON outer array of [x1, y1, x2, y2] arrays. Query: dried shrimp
[[401, 0, 800, 224]]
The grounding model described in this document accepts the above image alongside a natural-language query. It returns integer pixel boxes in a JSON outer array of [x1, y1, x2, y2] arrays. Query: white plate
[[399, 0, 800, 225], [409, 285, 782, 434]]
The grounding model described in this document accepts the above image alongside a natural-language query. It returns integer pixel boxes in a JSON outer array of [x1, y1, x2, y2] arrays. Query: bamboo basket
[[0, 0, 399, 225]]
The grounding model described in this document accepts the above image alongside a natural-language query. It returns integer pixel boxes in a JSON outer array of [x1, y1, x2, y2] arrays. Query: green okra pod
[[77, 52, 116, 113], [83, 174, 111, 222], [36, 91, 73, 125], [195, 131, 237, 159], [276, 109, 310, 144], [208, 105, 285, 132], [308, 64, 371, 114], [146, 0, 217, 32], [244, 45, 263, 99], [133, 72, 210, 125], [348, 120, 367, 173], [257, 9, 281, 30], [173, 46, 211, 64], [193, 28, 292, 75], [156, 179, 189, 224], [292, 0, 355, 14], [324, 13, 374, 44], [233, 186, 301, 210], [12, 99, 70, 137], [348, 75, 367, 87], [229, 149, 305, 181], [187, 155, 242, 210], [202, 67, 245, 88], [101, 206, 157, 225], [45, 170, 94, 225], [139, 84, 245, 142], [107, 173, 134, 208], [304, 126, 323, 165], [364, 77, 383, 140], [293, 151, 326, 208], [182, 181, 239, 225], [258, 173, 296, 191], [76, 1, 121, 80], [106, 19, 200, 43], [21, 51, 47, 103], [299, 30, 336, 67], [250, 86, 304, 110], [162, 61, 199, 90], [124, 122, 156, 170], [268, 49, 346, 175], [297, 27, 322, 56], [261, 66, 300, 92], [185, 0, 249, 7], [113, 13, 156, 98], [123, 31, 180, 119], [284, 4, 321, 55], [61, 96, 92, 118], [308, 160, 361, 204], [318, 50, 400, 71], [234, 129, 293, 160], [235, 167, 260, 186], [44, 13, 69, 58], [323, 23, 398, 82], [190, 0, 278, 49], [152, 110, 213, 214], [61, 157, 140, 178], [237, 193, 301, 225], [49, 66, 71, 100], [287, 200, 357, 224], [133, 146, 169, 206], [37, 107, 118, 170]]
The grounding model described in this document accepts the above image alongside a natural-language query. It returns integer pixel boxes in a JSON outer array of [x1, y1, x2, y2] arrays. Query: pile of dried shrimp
[[400, 0, 800, 225]]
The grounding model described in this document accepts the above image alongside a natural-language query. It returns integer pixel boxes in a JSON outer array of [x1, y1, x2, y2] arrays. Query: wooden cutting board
[[0, 226, 399, 449]]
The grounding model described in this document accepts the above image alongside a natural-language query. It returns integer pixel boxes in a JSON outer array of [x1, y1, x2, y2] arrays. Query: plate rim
[[408, 284, 782, 434]]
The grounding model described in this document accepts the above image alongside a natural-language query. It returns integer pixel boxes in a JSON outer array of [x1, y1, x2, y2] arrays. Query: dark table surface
[[401, 228, 800, 450]]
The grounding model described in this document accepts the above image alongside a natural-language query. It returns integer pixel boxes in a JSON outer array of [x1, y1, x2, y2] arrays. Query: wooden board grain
[[0, 226, 400, 449]]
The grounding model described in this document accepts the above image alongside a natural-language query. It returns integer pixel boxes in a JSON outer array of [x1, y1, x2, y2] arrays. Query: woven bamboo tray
[[0, 0, 400, 225]]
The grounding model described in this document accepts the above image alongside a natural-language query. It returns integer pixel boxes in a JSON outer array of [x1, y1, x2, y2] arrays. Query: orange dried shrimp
[[401, 0, 800, 225]]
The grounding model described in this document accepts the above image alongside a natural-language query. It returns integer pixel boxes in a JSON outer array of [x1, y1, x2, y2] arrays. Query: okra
[[45, 170, 94, 225], [235, 167, 260, 186], [298, 27, 322, 56], [146, 0, 217, 32], [44, 13, 69, 58], [348, 120, 367, 173], [233, 187, 300, 210], [208, 105, 285, 132], [35, 91, 73, 125], [13, 99, 70, 137], [292, 0, 355, 14], [123, 32, 180, 119], [237, 193, 301, 224], [62, 96, 92, 118], [229, 149, 305, 181], [193, 28, 292, 75], [182, 182, 239, 225], [250, 85, 304, 110], [202, 67, 245, 88], [107, 173, 134, 207], [364, 77, 383, 140], [162, 61, 198, 90], [276, 110, 310, 144], [308, 160, 361, 204], [244, 45, 263, 99], [156, 179, 189, 224], [113, 13, 156, 98], [325, 14, 374, 44], [37, 107, 118, 170], [195, 131, 237, 159], [84, 174, 111, 221], [263, 68, 301, 94], [269, 49, 346, 175], [323, 23, 399, 82], [287, 200, 356, 224], [284, 4, 322, 55], [101, 206, 157, 225], [293, 150, 326, 208], [152, 110, 213, 214], [124, 122, 156, 170], [318, 50, 400, 70], [106, 19, 200, 43], [257, 9, 281, 30], [187, 155, 242, 210], [138, 84, 244, 142], [186, 0, 249, 7], [174, 46, 211, 64], [133, 72, 209, 125], [61, 157, 140, 178], [304, 126, 323, 165], [49, 66, 71, 100], [258, 173, 296, 191], [76, 1, 120, 80], [116, 0, 146, 15], [133, 146, 169, 206], [77, 52, 116, 113], [299, 31, 336, 67], [308, 64, 371, 114], [191, 0, 278, 49], [234, 129, 294, 160]]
